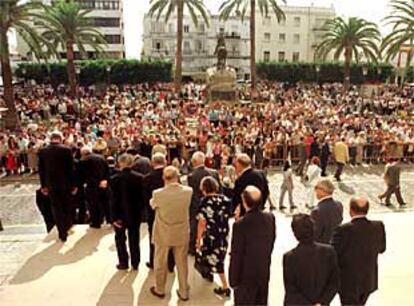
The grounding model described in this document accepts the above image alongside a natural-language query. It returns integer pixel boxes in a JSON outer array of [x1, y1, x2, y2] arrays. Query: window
[[183, 41, 191, 54], [199, 23, 205, 32], [219, 27, 225, 33], [152, 40, 163, 50], [264, 51, 270, 62], [196, 40, 203, 52], [294, 16, 301, 27], [278, 51, 285, 62], [105, 35, 121, 44], [279, 33, 286, 43], [293, 34, 300, 44], [292, 52, 300, 62], [264, 33, 271, 40], [184, 25, 190, 33], [93, 18, 120, 27]]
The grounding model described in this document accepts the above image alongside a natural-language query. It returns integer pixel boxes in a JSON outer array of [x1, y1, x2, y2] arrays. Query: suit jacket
[[311, 198, 343, 244], [38, 143, 75, 191], [283, 242, 339, 306], [110, 168, 144, 227], [80, 153, 109, 187], [143, 167, 164, 220], [333, 141, 349, 164], [320, 143, 330, 164], [151, 183, 193, 246], [384, 162, 401, 186], [229, 208, 276, 288], [187, 166, 220, 213], [233, 168, 270, 215], [332, 217, 386, 298], [298, 143, 307, 161]]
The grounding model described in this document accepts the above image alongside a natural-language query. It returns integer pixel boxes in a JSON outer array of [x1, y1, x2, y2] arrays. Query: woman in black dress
[[196, 176, 232, 297]]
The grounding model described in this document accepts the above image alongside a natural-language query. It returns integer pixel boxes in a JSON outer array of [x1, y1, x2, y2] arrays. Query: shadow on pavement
[[96, 270, 138, 306]]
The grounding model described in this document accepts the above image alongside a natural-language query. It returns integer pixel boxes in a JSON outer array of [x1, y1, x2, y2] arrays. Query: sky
[[124, 0, 391, 59]]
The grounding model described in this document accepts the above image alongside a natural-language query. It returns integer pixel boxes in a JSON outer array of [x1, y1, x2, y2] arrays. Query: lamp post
[[75, 65, 81, 119], [315, 65, 321, 85], [106, 66, 111, 88]]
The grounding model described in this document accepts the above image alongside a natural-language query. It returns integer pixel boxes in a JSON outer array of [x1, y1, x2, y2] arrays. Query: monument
[[206, 34, 237, 103]]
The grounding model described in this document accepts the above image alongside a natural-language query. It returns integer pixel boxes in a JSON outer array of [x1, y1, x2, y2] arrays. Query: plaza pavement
[[0, 165, 413, 305]]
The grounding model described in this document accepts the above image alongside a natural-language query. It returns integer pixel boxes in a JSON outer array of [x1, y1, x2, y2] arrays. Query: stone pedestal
[[206, 66, 237, 103]]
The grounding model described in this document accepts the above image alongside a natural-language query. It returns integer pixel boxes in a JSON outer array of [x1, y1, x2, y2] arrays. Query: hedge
[[15, 59, 173, 86], [257, 62, 394, 84]]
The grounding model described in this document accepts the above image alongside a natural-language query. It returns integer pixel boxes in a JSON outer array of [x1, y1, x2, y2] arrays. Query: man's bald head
[[350, 196, 369, 216], [242, 185, 262, 211]]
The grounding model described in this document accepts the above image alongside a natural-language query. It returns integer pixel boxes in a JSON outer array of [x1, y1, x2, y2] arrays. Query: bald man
[[229, 186, 276, 306], [332, 197, 386, 306]]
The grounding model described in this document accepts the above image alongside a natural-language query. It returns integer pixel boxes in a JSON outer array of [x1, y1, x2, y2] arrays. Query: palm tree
[[35, 0, 107, 97], [0, 0, 45, 130], [219, 0, 285, 91], [315, 17, 381, 90], [382, 0, 414, 83], [148, 0, 209, 92]]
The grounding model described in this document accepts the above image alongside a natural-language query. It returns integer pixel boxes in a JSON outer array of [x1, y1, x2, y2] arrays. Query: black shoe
[[176, 290, 189, 301], [116, 264, 128, 270], [146, 262, 153, 269], [290, 205, 297, 210], [131, 264, 138, 270], [279, 205, 287, 210], [214, 287, 231, 297], [203, 272, 213, 282], [269, 205, 276, 211], [385, 203, 392, 207], [188, 250, 196, 256], [150, 286, 165, 299], [59, 236, 67, 242], [89, 224, 101, 229], [305, 204, 315, 210], [168, 265, 175, 273], [400, 203, 407, 207]]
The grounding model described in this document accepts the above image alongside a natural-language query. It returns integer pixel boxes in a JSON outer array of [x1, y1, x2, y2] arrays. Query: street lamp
[[106, 66, 111, 87], [75, 65, 81, 119], [315, 65, 321, 85], [362, 65, 369, 77]]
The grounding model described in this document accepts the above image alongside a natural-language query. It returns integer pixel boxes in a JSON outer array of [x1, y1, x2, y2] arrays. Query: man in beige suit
[[333, 138, 349, 182], [150, 166, 193, 301]]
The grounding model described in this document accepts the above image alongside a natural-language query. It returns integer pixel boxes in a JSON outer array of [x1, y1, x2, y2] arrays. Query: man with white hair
[[229, 186, 276, 306], [150, 166, 193, 301], [187, 151, 220, 255], [79, 146, 110, 228], [311, 179, 343, 244]]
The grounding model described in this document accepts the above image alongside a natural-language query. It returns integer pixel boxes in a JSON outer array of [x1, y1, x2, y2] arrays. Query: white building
[[255, 4, 336, 63], [16, 0, 125, 60], [142, 4, 335, 79], [142, 12, 251, 80]]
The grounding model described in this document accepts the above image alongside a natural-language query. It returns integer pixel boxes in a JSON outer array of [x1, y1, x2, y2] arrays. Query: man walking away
[[110, 154, 145, 270], [38, 131, 76, 242], [283, 213, 339, 306], [332, 197, 386, 306], [229, 186, 276, 306], [378, 158, 407, 207]]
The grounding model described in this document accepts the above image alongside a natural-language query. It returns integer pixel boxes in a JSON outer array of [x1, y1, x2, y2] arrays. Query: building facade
[[142, 12, 251, 80], [255, 4, 336, 63], [142, 4, 335, 79], [16, 0, 125, 60]]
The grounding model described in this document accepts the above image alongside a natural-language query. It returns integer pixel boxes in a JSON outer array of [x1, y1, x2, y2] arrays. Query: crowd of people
[[1, 81, 414, 178], [1, 80, 407, 305]]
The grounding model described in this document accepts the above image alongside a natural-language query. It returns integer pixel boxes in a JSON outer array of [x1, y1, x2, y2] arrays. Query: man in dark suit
[[143, 152, 174, 270], [332, 197, 386, 306], [233, 154, 270, 217], [38, 131, 76, 242], [229, 186, 276, 306], [295, 138, 307, 176], [132, 152, 152, 176], [311, 179, 343, 244], [187, 151, 220, 255], [283, 213, 339, 306], [110, 153, 145, 270], [80, 147, 110, 228], [378, 158, 406, 207], [320, 139, 330, 177]]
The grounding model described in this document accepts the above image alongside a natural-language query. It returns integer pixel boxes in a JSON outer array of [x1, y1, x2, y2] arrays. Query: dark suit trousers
[[335, 162, 344, 179], [148, 212, 175, 269], [234, 284, 269, 306], [340, 292, 370, 306], [115, 225, 140, 268], [86, 186, 109, 227], [383, 185, 405, 205], [49, 189, 74, 240]]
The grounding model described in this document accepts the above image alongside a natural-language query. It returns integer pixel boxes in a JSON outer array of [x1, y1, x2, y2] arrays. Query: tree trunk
[[0, 29, 20, 130], [250, 0, 256, 93], [174, 0, 184, 93], [344, 46, 351, 91], [66, 39, 77, 97]]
